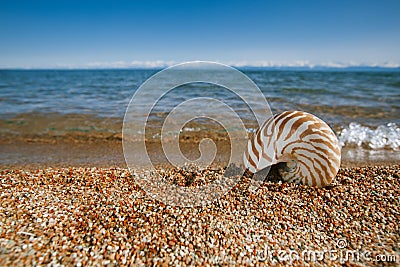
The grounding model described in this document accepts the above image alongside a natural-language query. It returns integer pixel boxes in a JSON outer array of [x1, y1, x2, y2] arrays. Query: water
[[0, 69, 155, 117], [0, 68, 399, 152]]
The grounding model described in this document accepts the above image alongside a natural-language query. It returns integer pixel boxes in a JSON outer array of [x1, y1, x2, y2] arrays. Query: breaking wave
[[339, 122, 400, 150]]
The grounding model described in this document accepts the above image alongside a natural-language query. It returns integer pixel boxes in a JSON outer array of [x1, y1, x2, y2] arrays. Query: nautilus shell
[[244, 111, 341, 187]]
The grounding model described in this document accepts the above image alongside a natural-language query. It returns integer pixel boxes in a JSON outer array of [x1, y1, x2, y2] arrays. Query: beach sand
[[0, 133, 399, 266]]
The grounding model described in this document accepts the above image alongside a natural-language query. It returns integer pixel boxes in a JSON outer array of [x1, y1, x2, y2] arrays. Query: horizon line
[[1, 66, 400, 71]]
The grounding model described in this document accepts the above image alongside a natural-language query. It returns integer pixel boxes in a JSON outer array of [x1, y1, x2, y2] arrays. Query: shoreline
[[1, 111, 399, 169], [1, 136, 399, 170]]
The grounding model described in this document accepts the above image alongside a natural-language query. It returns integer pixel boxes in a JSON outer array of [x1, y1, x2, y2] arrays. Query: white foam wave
[[339, 122, 400, 150]]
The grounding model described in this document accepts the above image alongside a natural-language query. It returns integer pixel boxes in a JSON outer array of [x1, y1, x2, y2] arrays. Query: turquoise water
[[0, 68, 399, 151], [1, 69, 399, 124]]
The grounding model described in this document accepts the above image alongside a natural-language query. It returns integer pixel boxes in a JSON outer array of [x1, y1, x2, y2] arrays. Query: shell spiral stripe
[[244, 111, 341, 187]]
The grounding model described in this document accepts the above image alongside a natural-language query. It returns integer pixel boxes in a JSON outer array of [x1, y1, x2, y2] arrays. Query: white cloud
[[85, 60, 400, 69], [85, 60, 177, 68], [3, 60, 399, 69]]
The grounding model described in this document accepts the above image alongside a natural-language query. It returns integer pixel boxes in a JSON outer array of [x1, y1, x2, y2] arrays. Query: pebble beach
[[1, 164, 399, 266]]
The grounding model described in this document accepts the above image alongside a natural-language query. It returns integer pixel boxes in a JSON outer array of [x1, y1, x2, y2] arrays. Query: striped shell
[[244, 111, 341, 187]]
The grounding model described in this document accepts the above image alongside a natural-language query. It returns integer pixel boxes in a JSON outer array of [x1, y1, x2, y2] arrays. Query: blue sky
[[0, 0, 399, 68]]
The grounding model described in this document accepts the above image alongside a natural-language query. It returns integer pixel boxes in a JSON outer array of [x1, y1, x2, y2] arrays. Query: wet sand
[[0, 135, 398, 170], [1, 112, 399, 169]]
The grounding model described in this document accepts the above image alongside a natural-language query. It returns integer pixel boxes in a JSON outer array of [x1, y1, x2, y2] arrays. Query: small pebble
[[0, 165, 398, 266]]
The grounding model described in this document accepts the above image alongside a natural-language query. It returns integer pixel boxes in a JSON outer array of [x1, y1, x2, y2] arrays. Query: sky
[[0, 0, 399, 68]]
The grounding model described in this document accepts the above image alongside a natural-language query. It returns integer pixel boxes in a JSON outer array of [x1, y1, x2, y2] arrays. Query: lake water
[[0, 68, 399, 153]]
